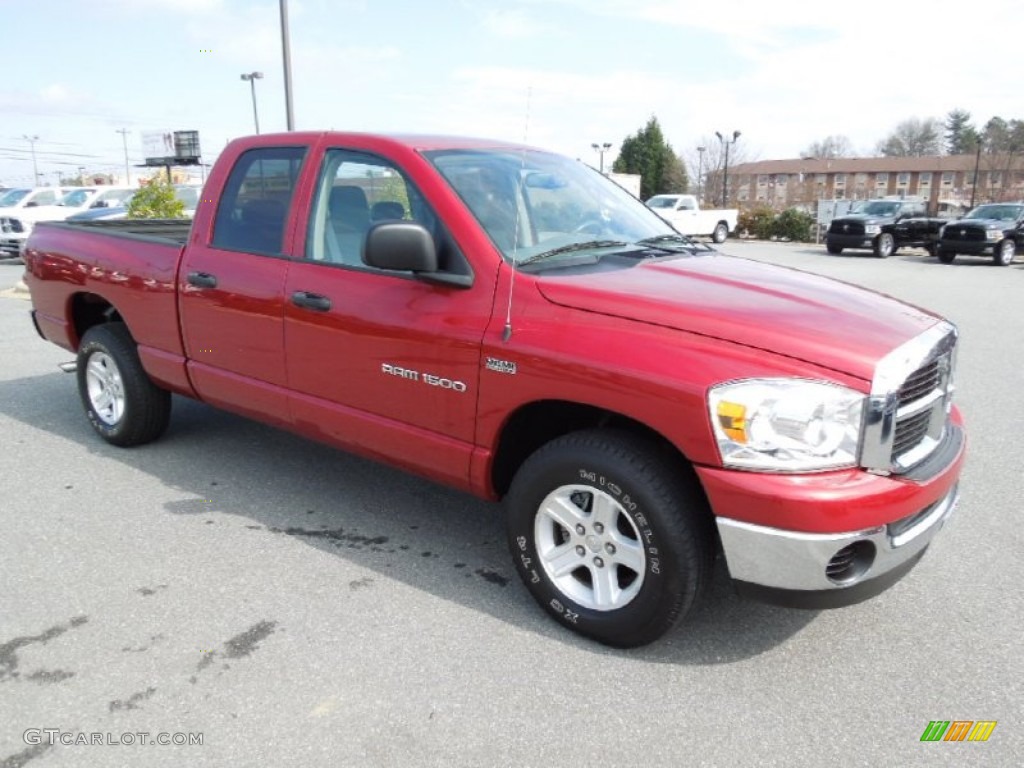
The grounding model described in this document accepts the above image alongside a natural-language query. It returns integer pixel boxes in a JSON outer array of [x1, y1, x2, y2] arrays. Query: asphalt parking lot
[[1, 242, 1021, 767]]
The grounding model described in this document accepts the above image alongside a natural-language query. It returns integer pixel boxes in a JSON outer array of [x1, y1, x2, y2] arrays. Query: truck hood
[[832, 214, 893, 226], [535, 254, 940, 380], [949, 218, 1005, 230]]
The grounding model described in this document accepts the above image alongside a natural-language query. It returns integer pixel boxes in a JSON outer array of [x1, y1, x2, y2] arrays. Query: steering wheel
[[573, 218, 605, 235]]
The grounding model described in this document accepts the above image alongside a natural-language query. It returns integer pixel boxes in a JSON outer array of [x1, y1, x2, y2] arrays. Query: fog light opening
[[825, 540, 876, 585]]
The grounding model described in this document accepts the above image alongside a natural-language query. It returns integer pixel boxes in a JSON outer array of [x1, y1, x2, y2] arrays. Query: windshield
[[965, 204, 1023, 221], [860, 201, 901, 216], [0, 189, 30, 207], [92, 188, 136, 207], [60, 189, 94, 207], [426, 148, 679, 265], [646, 196, 680, 209]]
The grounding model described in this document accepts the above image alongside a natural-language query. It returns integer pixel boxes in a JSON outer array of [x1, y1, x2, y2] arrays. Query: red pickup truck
[[23, 132, 964, 647]]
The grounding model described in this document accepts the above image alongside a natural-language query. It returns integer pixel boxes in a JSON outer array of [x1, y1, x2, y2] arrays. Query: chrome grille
[[860, 322, 957, 474]]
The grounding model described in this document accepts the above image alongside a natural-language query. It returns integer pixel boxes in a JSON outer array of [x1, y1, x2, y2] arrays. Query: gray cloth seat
[[327, 186, 370, 265]]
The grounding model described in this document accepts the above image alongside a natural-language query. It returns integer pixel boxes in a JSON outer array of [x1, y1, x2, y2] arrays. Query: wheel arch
[[490, 399, 701, 500], [68, 292, 123, 350]]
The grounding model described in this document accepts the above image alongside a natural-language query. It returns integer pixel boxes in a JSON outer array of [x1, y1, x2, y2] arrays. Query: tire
[[826, 241, 843, 255], [505, 429, 713, 648], [873, 232, 895, 258], [937, 249, 956, 265], [711, 222, 728, 244], [924, 243, 937, 257], [77, 323, 171, 447], [994, 239, 1016, 266]]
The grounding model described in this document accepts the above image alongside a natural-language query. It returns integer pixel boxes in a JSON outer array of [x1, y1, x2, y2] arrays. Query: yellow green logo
[[920, 721, 997, 742]]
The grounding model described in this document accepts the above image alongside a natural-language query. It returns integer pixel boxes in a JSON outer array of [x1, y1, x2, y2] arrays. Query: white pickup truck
[[646, 193, 738, 243]]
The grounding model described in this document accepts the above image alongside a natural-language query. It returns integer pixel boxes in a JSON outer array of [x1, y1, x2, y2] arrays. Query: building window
[[897, 172, 910, 186], [775, 174, 787, 185], [942, 172, 954, 186], [757, 175, 768, 186], [919, 172, 932, 186], [816, 174, 826, 185], [856, 173, 868, 186], [834, 173, 846, 187], [875, 172, 889, 186]]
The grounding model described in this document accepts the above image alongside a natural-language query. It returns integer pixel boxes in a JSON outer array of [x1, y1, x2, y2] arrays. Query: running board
[[58, 361, 77, 373]]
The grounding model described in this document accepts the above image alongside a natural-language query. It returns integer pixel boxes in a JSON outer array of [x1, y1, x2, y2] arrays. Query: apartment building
[[724, 154, 1024, 210]]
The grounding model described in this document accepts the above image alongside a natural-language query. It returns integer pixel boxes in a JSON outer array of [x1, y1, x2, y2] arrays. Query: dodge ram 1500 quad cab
[[23, 132, 965, 647]]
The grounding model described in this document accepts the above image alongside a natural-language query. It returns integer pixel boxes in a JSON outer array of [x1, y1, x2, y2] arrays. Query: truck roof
[[227, 131, 537, 154]]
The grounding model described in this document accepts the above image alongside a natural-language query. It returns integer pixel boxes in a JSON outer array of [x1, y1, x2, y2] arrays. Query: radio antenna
[[502, 86, 532, 343]]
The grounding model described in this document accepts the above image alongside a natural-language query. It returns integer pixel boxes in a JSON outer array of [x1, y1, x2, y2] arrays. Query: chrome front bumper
[[717, 483, 959, 608]]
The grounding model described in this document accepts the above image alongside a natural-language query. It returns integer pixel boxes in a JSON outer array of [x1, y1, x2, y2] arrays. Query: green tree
[[876, 117, 943, 157], [944, 109, 979, 154], [612, 116, 688, 200], [127, 175, 185, 219]]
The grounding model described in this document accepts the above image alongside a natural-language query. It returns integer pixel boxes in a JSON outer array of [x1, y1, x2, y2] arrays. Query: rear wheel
[[505, 429, 713, 648], [994, 239, 1016, 266], [711, 222, 728, 244], [873, 233, 895, 258], [938, 249, 957, 264], [77, 323, 171, 446]]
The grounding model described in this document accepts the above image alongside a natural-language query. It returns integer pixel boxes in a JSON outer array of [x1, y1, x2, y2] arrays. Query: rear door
[[178, 145, 307, 424]]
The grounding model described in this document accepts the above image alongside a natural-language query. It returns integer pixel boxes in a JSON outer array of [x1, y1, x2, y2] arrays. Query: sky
[[1, 0, 1020, 187]]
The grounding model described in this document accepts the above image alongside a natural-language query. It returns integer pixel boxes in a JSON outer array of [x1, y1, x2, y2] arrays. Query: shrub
[[772, 208, 815, 242], [127, 176, 185, 219], [737, 206, 775, 239]]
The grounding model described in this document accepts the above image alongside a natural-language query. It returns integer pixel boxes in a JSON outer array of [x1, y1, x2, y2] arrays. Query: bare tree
[[800, 135, 854, 159], [683, 136, 757, 207], [876, 117, 943, 157]]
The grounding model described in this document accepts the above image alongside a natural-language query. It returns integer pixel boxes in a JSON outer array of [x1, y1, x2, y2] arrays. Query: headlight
[[986, 229, 1002, 241], [864, 224, 881, 235], [708, 379, 864, 472]]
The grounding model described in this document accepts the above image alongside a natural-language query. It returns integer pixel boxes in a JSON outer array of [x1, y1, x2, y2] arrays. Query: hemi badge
[[485, 357, 517, 375]]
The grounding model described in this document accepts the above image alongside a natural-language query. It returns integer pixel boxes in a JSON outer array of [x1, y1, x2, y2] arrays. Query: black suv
[[825, 199, 929, 258], [937, 203, 1023, 266]]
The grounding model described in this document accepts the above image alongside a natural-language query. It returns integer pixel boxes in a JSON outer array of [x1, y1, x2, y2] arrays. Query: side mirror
[[363, 221, 438, 273]]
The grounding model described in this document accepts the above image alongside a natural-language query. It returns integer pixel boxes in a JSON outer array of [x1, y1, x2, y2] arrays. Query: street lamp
[[696, 146, 706, 202], [591, 142, 612, 173], [23, 135, 40, 186], [240, 71, 264, 134], [116, 128, 131, 185], [77, 166, 86, 185], [715, 129, 741, 208]]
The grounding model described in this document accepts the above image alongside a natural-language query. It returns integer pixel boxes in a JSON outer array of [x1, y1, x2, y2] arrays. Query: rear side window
[[212, 146, 307, 255]]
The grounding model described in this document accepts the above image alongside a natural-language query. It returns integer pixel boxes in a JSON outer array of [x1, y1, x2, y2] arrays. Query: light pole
[[279, 0, 295, 130], [697, 146, 706, 202], [240, 71, 264, 134], [969, 141, 982, 209], [77, 166, 86, 185], [116, 128, 131, 185], [715, 130, 741, 208], [590, 142, 612, 173], [23, 135, 40, 186]]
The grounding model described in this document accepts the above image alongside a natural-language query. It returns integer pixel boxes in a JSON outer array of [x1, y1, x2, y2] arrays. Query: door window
[[212, 146, 307, 255]]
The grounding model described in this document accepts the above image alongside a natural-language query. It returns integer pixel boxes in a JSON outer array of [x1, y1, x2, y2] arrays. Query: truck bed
[[43, 218, 193, 245]]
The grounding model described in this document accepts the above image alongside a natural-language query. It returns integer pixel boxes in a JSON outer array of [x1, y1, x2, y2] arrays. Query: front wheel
[[711, 222, 728, 244], [77, 323, 171, 446], [874, 233, 895, 258], [826, 241, 843, 255], [938, 249, 957, 264], [505, 430, 713, 648], [994, 239, 1016, 266]]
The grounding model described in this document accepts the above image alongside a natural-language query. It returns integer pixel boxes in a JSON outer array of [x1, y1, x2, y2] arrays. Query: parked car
[[936, 202, 1023, 266], [825, 198, 934, 257], [645, 193, 738, 243], [64, 184, 201, 222], [23, 131, 964, 647], [0, 187, 76, 257]]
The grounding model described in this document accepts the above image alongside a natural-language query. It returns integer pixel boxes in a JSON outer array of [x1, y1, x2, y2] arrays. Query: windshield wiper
[[636, 234, 711, 251], [517, 240, 628, 267]]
